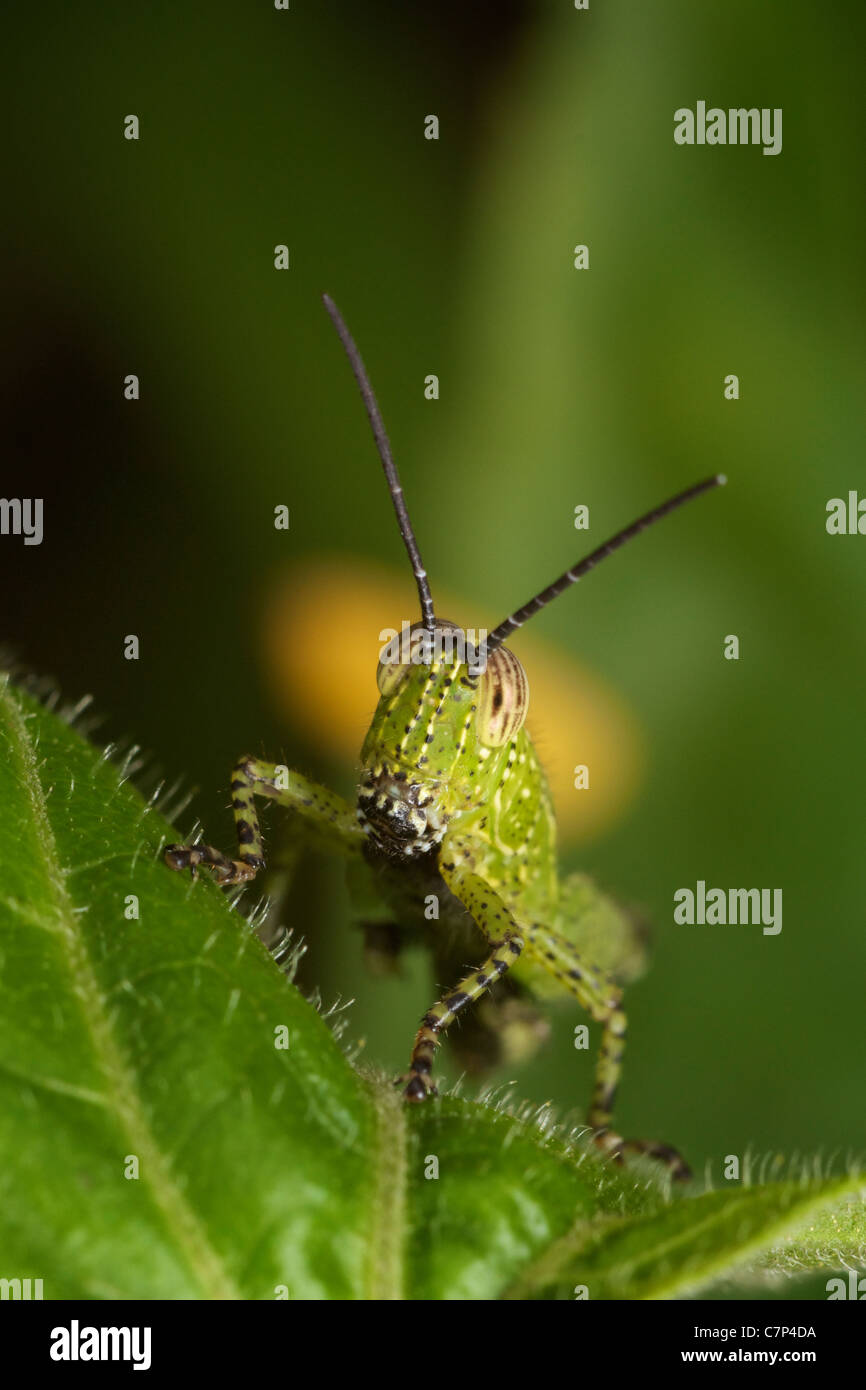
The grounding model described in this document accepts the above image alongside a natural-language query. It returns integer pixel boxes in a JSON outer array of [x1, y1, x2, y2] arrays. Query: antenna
[[485, 474, 726, 658], [323, 294, 436, 630]]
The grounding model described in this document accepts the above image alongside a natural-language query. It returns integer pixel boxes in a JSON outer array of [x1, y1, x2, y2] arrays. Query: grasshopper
[[166, 295, 724, 1179]]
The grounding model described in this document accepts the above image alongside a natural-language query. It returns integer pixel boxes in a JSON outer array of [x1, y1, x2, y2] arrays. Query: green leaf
[[401, 1096, 663, 1301], [1, 675, 864, 1300], [504, 1177, 866, 1300], [756, 1192, 866, 1281], [0, 676, 374, 1299]]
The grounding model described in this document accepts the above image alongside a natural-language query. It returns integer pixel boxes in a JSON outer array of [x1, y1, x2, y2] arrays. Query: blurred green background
[[4, 1, 865, 1176]]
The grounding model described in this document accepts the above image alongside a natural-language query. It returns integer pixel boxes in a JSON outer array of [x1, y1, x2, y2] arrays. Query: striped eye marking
[[476, 647, 528, 747], [376, 656, 410, 697]]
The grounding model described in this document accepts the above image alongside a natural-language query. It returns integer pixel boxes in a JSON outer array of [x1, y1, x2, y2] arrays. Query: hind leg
[[521, 919, 691, 1181]]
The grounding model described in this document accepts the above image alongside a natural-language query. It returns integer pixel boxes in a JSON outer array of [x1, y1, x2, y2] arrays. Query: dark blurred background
[[4, 1, 865, 1172]]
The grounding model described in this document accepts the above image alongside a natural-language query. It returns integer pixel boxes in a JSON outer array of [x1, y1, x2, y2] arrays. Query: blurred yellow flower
[[261, 557, 645, 846]]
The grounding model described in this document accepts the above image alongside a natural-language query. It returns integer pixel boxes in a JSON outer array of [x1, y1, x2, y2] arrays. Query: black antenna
[[485, 473, 726, 658], [323, 294, 436, 631]]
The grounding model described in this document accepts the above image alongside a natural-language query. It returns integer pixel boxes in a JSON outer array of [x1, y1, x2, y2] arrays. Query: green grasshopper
[[166, 295, 724, 1179]]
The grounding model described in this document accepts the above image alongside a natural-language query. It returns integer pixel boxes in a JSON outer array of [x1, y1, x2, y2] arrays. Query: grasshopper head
[[357, 620, 529, 857], [323, 293, 724, 855]]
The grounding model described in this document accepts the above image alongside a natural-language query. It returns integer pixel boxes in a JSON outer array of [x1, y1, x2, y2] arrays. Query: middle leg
[[397, 860, 524, 1101]]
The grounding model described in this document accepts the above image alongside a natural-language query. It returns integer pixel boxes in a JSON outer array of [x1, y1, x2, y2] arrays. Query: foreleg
[[164, 756, 364, 886]]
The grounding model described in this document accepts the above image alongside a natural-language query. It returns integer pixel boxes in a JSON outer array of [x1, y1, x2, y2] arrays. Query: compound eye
[[475, 647, 529, 746], [376, 623, 424, 696], [376, 655, 410, 696], [376, 618, 463, 696]]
